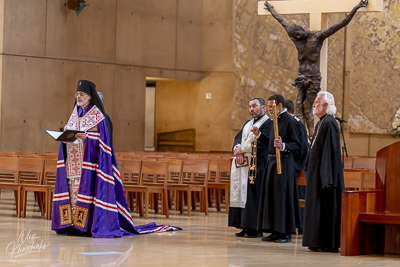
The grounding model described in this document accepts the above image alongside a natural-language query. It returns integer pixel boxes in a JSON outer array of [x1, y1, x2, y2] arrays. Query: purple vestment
[[51, 103, 181, 237]]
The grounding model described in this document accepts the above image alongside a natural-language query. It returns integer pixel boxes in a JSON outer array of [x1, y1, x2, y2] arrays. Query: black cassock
[[293, 116, 309, 232], [293, 116, 308, 177], [302, 114, 344, 249], [257, 112, 302, 234], [228, 118, 273, 231]]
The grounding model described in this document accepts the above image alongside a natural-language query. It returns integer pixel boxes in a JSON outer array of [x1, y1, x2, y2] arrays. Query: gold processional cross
[[258, 0, 383, 91]]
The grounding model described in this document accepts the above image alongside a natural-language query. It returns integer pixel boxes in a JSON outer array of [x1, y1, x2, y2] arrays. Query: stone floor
[[0, 190, 399, 266]]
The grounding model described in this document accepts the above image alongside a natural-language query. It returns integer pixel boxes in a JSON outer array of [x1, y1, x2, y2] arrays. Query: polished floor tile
[[0, 190, 399, 266]]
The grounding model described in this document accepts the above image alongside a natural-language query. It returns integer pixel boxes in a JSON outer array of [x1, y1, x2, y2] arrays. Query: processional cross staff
[[258, 0, 383, 139]]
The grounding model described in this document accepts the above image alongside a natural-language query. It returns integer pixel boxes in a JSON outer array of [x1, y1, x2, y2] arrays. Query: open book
[[45, 130, 84, 142]]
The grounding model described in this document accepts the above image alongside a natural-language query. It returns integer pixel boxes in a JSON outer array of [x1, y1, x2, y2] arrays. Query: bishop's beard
[[77, 99, 89, 107]]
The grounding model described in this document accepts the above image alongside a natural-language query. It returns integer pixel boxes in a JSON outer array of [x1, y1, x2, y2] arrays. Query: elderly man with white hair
[[302, 91, 345, 252]]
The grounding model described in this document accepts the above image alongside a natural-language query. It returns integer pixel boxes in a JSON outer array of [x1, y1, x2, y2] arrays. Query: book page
[[45, 130, 63, 140]]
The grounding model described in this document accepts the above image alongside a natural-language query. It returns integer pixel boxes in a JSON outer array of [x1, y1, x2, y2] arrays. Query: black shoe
[[261, 233, 278, 242], [67, 228, 91, 237], [276, 235, 292, 243], [235, 229, 246, 237], [309, 247, 324, 252], [244, 232, 263, 238], [324, 247, 339, 253], [297, 228, 303, 235], [83, 232, 92, 237], [67, 228, 84, 236]]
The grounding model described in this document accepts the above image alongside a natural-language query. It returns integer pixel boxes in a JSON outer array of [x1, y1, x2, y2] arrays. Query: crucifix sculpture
[[258, 0, 383, 139]]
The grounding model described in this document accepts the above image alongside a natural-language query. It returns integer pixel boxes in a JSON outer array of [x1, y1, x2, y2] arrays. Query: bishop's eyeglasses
[[75, 92, 89, 98]]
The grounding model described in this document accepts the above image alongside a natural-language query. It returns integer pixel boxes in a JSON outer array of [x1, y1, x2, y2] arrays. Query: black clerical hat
[[76, 80, 95, 96], [74, 79, 106, 116]]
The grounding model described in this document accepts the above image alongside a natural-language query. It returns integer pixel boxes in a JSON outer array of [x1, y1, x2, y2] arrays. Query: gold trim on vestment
[[59, 204, 72, 225], [88, 125, 98, 131], [73, 206, 89, 228]]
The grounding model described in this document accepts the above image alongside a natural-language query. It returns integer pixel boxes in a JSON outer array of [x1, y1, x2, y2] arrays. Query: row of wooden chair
[[343, 169, 376, 191], [0, 153, 230, 219], [296, 169, 377, 193], [119, 158, 231, 218], [117, 151, 232, 215], [343, 156, 376, 170], [116, 151, 232, 156], [0, 156, 56, 219], [296, 168, 376, 208], [2, 151, 377, 220], [0, 151, 57, 159]]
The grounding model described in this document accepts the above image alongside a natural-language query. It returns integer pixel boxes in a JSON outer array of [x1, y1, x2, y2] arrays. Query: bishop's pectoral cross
[[258, 0, 383, 91]]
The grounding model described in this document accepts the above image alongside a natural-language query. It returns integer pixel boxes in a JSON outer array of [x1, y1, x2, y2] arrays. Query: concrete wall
[[0, 0, 233, 152], [154, 0, 235, 152]]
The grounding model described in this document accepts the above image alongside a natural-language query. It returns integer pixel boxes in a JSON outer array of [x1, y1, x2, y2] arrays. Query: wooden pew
[[340, 141, 400, 256]]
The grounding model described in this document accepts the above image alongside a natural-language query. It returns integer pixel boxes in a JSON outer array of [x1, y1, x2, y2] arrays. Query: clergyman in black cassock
[[302, 91, 345, 252], [257, 94, 302, 243], [285, 99, 309, 233], [228, 98, 272, 238]]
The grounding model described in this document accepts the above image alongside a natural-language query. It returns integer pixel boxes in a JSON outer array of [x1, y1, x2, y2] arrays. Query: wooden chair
[[217, 158, 231, 213], [19, 157, 46, 218], [207, 158, 230, 213], [182, 157, 210, 209], [361, 171, 376, 190], [205, 158, 218, 209], [352, 157, 376, 170], [167, 160, 210, 216], [0, 151, 17, 157], [17, 152, 40, 158], [297, 170, 306, 208], [140, 161, 169, 218], [44, 158, 57, 220], [121, 154, 143, 160], [343, 156, 353, 169], [120, 160, 146, 217], [0, 156, 21, 217], [343, 168, 374, 173], [164, 159, 183, 184], [38, 152, 58, 159], [343, 171, 363, 190], [157, 159, 183, 210]]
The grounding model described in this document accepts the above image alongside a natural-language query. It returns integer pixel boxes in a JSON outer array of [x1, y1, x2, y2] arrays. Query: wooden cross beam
[[258, 0, 383, 91], [258, 0, 383, 30]]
